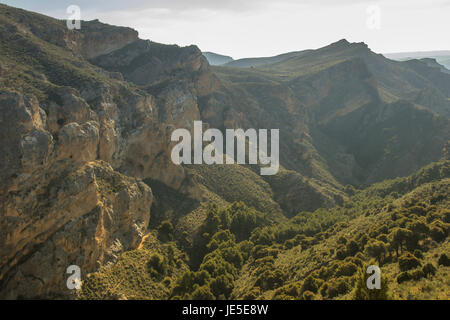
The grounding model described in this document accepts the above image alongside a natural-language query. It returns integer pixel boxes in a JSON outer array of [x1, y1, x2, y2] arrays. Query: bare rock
[[0, 161, 152, 299]]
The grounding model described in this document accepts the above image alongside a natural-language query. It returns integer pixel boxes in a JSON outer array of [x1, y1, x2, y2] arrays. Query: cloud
[[2, 0, 448, 59], [3, 0, 381, 16]]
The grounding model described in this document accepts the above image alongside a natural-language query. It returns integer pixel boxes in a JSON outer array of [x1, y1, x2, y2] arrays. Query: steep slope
[[80, 161, 450, 300], [0, 3, 214, 298], [206, 40, 450, 188], [232, 160, 450, 300], [0, 4, 138, 60]]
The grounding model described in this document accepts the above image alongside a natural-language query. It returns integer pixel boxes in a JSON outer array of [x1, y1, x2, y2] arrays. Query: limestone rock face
[[0, 21, 215, 297], [0, 91, 51, 196], [0, 88, 156, 298], [90, 39, 221, 94], [74, 20, 139, 59], [0, 4, 220, 299], [0, 4, 139, 60], [0, 161, 152, 299]]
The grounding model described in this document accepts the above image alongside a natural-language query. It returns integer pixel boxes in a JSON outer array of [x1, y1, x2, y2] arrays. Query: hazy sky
[[2, 0, 449, 59]]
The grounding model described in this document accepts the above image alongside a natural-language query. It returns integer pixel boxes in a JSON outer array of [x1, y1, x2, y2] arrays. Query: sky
[[1, 0, 449, 59]]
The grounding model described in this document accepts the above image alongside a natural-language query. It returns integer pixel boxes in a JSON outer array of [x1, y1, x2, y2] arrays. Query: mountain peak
[[334, 38, 351, 46], [328, 39, 369, 50]]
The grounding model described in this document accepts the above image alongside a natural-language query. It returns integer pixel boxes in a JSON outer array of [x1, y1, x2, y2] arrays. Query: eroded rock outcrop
[[0, 2, 218, 297], [0, 161, 152, 299], [0, 89, 154, 298]]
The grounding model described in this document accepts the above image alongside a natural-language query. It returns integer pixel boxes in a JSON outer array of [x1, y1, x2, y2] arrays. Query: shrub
[[438, 253, 450, 266], [335, 249, 347, 260], [319, 283, 328, 297], [255, 269, 285, 291], [327, 278, 350, 298], [337, 236, 347, 245], [210, 274, 234, 299], [430, 226, 446, 242], [302, 291, 316, 300], [162, 277, 172, 287], [413, 250, 424, 259], [346, 240, 360, 256], [157, 220, 174, 242], [365, 241, 386, 264], [243, 288, 261, 300], [398, 253, 421, 272], [376, 234, 388, 243], [397, 272, 411, 284], [335, 262, 358, 277], [300, 275, 322, 294], [409, 269, 425, 281], [147, 253, 167, 276], [191, 285, 214, 300], [442, 210, 450, 223], [422, 263, 437, 277], [407, 221, 429, 235]]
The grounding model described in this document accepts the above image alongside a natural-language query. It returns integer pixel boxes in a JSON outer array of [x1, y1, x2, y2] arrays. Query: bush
[[442, 210, 450, 223], [413, 250, 424, 259], [335, 262, 358, 277], [162, 277, 172, 287], [398, 253, 421, 272], [302, 290, 316, 300], [422, 263, 437, 277], [255, 269, 285, 291], [319, 283, 328, 297], [409, 269, 425, 281], [397, 272, 411, 284], [157, 220, 174, 242], [191, 285, 215, 300], [346, 240, 360, 256], [365, 241, 386, 264], [147, 253, 167, 276], [327, 278, 350, 298], [243, 288, 261, 300], [430, 226, 446, 242], [210, 274, 234, 299], [335, 249, 347, 260], [438, 253, 450, 266], [300, 275, 322, 294]]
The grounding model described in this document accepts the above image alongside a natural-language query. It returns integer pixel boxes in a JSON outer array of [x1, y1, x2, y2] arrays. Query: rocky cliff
[[0, 3, 214, 298]]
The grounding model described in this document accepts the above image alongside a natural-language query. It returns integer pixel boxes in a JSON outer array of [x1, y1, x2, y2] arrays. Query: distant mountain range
[[204, 49, 450, 70], [384, 51, 450, 70]]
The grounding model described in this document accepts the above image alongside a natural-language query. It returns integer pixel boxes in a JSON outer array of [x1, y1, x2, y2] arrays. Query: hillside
[[79, 160, 450, 300], [206, 40, 450, 188], [223, 50, 310, 68]]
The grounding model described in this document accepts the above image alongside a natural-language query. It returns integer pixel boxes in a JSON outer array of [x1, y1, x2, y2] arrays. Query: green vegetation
[[80, 161, 450, 300]]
